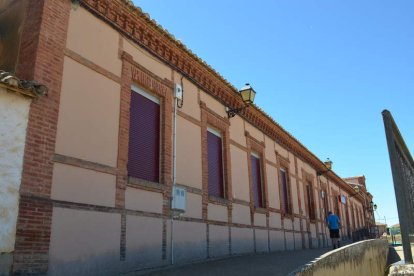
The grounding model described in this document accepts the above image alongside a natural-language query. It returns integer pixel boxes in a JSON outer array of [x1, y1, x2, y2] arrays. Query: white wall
[[0, 89, 31, 252]]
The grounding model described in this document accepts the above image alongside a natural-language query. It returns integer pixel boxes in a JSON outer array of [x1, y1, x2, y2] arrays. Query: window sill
[[208, 196, 230, 206], [232, 198, 250, 206], [282, 213, 294, 219], [254, 207, 267, 214], [127, 177, 165, 193]]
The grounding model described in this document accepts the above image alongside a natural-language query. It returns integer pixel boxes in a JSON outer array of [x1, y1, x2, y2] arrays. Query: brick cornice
[[81, 0, 363, 203]]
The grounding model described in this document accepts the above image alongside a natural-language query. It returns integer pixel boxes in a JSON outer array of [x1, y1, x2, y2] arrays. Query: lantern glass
[[374, 204, 377, 211], [324, 159, 332, 170], [239, 84, 256, 105]]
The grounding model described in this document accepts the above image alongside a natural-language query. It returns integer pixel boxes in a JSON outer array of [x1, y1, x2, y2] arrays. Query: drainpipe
[[171, 76, 184, 265], [171, 89, 177, 265]]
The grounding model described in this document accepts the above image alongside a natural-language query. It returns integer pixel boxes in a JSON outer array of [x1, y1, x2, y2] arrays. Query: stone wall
[[0, 88, 31, 275], [0, 90, 30, 253], [289, 239, 388, 276]]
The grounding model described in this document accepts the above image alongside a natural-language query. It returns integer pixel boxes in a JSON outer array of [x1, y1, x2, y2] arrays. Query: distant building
[[0, 0, 374, 275], [343, 176, 376, 228], [376, 222, 387, 235]]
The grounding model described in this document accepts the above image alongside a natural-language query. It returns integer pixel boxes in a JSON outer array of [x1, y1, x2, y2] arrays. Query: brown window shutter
[[128, 91, 160, 183]]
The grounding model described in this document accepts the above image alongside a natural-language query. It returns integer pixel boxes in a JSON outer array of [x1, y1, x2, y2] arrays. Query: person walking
[[326, 211, 341, 249]]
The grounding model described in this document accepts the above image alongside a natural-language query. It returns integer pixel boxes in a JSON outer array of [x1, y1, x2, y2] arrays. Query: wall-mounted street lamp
[[348, 186, 377, 211], [348, 185, 360, 198], [317, 158, 333, 176], [226, 83, 256, 118], [369, 201, 378, 212]]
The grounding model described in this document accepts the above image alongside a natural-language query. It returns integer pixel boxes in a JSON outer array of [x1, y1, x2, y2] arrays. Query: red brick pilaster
[[116, 53, 134, 209], [13, 0, 71, 274]]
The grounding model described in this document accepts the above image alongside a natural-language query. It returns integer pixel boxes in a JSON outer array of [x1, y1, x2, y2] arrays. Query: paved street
[[130, 248, 331, 276]]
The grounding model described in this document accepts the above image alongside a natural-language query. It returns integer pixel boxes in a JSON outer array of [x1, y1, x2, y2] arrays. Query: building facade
[[0, 0, 374, 275]]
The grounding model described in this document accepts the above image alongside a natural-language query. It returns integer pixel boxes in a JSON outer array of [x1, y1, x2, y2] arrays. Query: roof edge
[[0, 71, 48, 98]]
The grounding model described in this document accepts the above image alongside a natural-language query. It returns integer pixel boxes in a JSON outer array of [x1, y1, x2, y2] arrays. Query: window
[[207, 128, 224, 198], [306, 182, 316, 220], [351, 205, 356, 230], [128, 86, 160, 183], [334, 195, 340, 219], [322, 189, 329, 219], [280, 168, 291, 214], [251, 153, 264, 208], [356, 208, 360, 228]]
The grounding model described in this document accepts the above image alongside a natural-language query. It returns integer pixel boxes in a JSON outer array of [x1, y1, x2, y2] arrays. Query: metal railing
[[352, 227, 379, 242]]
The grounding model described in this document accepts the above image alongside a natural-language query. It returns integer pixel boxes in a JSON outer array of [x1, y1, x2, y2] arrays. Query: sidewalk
[[128, 247, 331, 276]]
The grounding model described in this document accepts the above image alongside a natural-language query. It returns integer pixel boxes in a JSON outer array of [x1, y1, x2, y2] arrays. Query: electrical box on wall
[[172, 186, 186, 212], [175, 84, 183, 100]]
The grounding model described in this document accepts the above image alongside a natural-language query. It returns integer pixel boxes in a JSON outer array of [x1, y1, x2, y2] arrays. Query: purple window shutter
[[306, 184, 314, 219], [207, 131, 224, 197], [280, 170, 289, 213], [251, 155, 263, 208], [128, 91, 160, 182]]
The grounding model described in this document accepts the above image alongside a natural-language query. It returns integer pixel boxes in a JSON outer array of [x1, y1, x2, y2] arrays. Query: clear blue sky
[[134, 0, 414, 226]]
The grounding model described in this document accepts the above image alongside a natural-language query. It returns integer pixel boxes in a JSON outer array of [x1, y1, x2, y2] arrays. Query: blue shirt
[[326, 214, 340, 230]]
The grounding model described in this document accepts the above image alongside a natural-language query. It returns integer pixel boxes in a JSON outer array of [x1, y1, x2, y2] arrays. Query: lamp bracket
[[317, 169, 330, 176], [226, 104, 248, 118], [348, 192, 359, 198]]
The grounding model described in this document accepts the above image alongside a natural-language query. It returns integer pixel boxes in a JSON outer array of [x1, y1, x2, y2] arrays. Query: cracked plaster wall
[[0, 88, 31, 253]]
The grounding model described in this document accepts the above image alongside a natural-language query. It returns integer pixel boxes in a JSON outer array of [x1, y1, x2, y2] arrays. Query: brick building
[[0, 0, 374, 274]]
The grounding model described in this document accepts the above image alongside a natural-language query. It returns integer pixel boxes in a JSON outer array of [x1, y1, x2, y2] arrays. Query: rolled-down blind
[[280, 169, 289, 213], [251, 155, 263, 208], [207, 131, 224, 197], [128, 90, 160, 183]]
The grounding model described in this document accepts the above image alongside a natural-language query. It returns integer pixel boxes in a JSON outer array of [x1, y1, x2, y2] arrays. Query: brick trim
[[302, 169, 316, 220], [176, 184, 203, 195], [232, 199, 250, 206], [177, 110, 202, 127], [19, 193, 299, 233], [127, 178, 166, 193], [53, 153, 117, 175], [229, 139, 249, 152], [268, 207, 282, 214], [64, 48, 121, 83], [116, 53, 173, 262], [265, 159, 278, 169], [200, 101, 232, 221], [276, 154, 293, 218], [245, 131, 269, 226]]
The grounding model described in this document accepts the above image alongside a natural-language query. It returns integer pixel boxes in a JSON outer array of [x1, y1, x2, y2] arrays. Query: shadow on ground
[[126, 248, 331, 276], [386, 245, 402, 274]]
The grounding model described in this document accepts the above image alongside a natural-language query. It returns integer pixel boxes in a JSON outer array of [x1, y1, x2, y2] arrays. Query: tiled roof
[[0, 71, 48, 98]]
